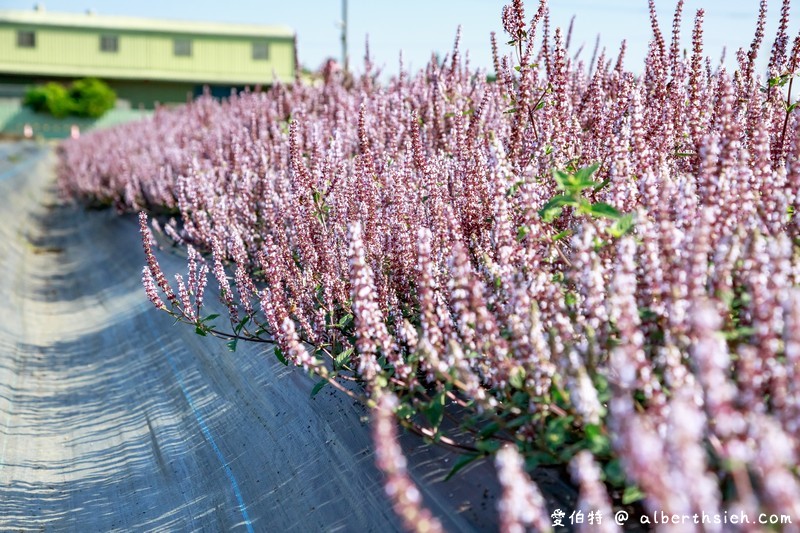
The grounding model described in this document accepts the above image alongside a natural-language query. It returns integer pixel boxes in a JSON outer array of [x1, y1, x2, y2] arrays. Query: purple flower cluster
[[61, 0, 800, 529]]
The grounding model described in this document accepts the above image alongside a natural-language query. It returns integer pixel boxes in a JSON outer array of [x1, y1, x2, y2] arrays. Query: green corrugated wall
[[0, 25, 294, 85]]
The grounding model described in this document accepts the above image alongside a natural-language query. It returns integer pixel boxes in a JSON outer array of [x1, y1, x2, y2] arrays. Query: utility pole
[[341, 0, 349, 73]]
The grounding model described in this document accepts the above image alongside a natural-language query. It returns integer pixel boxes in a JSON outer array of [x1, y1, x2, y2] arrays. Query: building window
[[174, 38, 192, 57], [252, 41, 269, 61], [100, 34, 119, 53], [17, 30, 36, 48]]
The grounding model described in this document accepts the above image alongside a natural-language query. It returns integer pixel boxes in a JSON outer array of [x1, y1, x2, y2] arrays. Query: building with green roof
[[0, 6, 296, 109]]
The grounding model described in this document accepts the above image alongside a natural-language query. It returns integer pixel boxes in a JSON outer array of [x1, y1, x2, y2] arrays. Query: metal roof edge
[[0, 9, 295, 39]]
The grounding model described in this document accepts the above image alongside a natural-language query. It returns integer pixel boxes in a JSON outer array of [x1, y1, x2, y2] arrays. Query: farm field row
[[0, 145, 501, 531]]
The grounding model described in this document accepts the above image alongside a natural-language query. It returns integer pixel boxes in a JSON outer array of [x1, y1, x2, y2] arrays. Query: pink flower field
[[58, 0, 800, 530]]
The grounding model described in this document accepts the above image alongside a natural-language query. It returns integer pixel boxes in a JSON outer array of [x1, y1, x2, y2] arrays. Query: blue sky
[[4, 1, 788, 76]]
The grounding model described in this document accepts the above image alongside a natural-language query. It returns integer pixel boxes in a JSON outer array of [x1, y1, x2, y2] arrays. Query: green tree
[[23, 78, 116, 119], [23, 82, 75, 118], [69, 78, 116, 118]]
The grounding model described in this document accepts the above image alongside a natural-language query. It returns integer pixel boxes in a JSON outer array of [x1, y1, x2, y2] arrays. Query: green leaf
[[336, 314, 354, 329], [553, 170, 571, 191], [423, 390, 446, 430], [395, 403, 415, 420], [310, 380, 327, 398], [768, 74, 790, 87], [201, 313, 220, 323], [538, 195, 578, 222], [544, 416, 573, 451], [584, 424, 610, 455], [622, 485, 646, 505], [552, 229, 573, 241], [226, 339, 238, 352], [234, 315, 250, 335], [477, 422, 501, 439], [607, 213, 635, 238], [541, 207, 563, 223], [506, 180, 525, 198], [787, 101, 798, 113], [274, 347, 289, 366], [564, 291, 578, 307], [574, 162, 600, 183], [554, 164, 600, 196], [722, 326, 756, 341], [334, 347, 354, 369], [593, 373, 611, 404], [509, 366, 526, 390], [475, 439, 501, 454], [195, 325, 208, 336], [603, 458, 627, 487], [588, 202, 622, 220], [506, 414, 531, 429], [525, 450, 558, 469], [516, 225, 531, 242], [512, 390, 530, 406], [534, 100, 545, 111], [593, 178, 611, 191], [444, 453, 483, 481]]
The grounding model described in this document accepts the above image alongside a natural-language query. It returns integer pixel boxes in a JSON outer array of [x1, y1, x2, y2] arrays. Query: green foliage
[[421, 390, 446, 431], [310, 380, 328, 398], [539, 163, 635, 238], [193, 313, 220, 337], [509, 367, 526, 389], [444, 453, 483, 481], [274, 347, 289, 366], [334, 346, 354, 370], [70, 78, 116, 118], [23, 82, 74, 118], [622, 485, 647, 504], [23, 78, 116, 119], [768, 73, 793, 88], [554, 163, 601, 196]]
